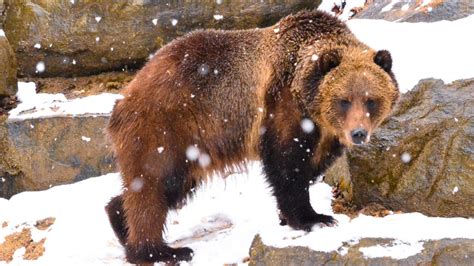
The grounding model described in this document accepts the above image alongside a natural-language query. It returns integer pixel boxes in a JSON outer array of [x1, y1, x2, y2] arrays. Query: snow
[[401, 152, 411, 163], [35, 62, 45, 73], [359, 240, 424, 259], [1, 164, 473, 265], [2, 7, 474, 266], [152, 18, 158, 25], [0, 29, 4, 37], [8, 82, 123, 120], [186, 146, 200, 161], [452, 186, 459, 194], [318, 0, 367, 21], [381, 0, 401, 13], [213, 14, 224, 21], [301, 119, 315, 133]]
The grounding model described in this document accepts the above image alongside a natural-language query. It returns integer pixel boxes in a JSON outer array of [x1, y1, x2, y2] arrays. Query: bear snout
[[350, 128, 368, 145]]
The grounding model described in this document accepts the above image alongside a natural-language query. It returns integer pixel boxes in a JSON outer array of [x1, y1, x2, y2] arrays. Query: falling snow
[[95, 16, 102, 23], [452, 186, 459, 194], [34, 43, 41, 49], [213, 14, 224, 20], [401, 152, 411, 163], [81, 136, 91, 142], [301, 119, 315, 133], [152, 18, 158, 26], [198, 153, 211, 168], [130, 177, 144, 192], [198, 64, 210, 76], [311, 54, 319, 61], [36, 61, 46, 73], [171, 18, 178, 26], [186, 146, 200, 161], [157, 147, 165, 153]]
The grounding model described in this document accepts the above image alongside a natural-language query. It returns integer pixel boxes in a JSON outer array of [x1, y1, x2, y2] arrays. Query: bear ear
[[374, 50, 392, 73], [315, 50, 341, 76]]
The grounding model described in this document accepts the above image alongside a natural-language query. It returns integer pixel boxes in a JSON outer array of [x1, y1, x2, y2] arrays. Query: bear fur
[[105, 10, 399, 264]]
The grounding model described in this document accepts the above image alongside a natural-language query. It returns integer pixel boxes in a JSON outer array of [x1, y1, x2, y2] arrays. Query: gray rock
[[354, 0, 474, 22], [249, 235, 474, 265], [3, 0, 321, 77], [0, 115, 116, 198]]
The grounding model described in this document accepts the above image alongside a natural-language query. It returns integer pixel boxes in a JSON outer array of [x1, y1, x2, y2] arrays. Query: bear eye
[[339, 99, 351, 112], [367, 99, 377, 111]]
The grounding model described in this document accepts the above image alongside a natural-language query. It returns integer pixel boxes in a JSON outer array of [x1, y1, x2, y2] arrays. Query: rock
[[0, 35, 17, 97], [0, 115, 116, 198], [249, 235, 474, 265], [353, 0, 474, 22], [346, 78, 474, 217], [0, 0, 5, 27], [4, 0, 321, 77], [25, 71, 134, 98]]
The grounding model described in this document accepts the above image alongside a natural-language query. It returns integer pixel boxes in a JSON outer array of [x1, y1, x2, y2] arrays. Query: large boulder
[[249, 235, 474, 265], [0, 115, 115, 198], [3, 0, 320, 77], [341, 78, 474, 217], [0, 34, 17, 97], [353, 0, 474, 22]]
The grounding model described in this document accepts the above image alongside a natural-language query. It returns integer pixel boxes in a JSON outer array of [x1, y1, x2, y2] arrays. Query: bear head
[[293, 47, 399, 147]]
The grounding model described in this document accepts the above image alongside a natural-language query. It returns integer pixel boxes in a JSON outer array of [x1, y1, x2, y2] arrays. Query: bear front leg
[[261, 122, 337, 231]]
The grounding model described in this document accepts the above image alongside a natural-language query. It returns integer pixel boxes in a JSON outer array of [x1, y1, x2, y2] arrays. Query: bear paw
[[126, 244, 194, 264], [283, 213, 338, 232]]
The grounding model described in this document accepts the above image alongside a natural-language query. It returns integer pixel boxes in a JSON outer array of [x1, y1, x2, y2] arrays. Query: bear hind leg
[[121, 176, 193, 264]]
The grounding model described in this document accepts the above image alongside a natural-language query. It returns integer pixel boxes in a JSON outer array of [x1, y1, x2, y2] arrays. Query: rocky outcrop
[[327, 78, 474, 218], [249, 235, 474, 265], [0, 34, 17, 97], [3, 0, 320, 77], [27, 71, 134, 98], [0, 115, 115, 198], [354, 0, 474, 22]]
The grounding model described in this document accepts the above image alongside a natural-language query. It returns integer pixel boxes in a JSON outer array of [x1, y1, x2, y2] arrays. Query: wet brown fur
[[106, 10, 399, 263]]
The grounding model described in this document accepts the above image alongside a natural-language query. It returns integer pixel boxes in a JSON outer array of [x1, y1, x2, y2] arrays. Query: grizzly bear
[[105, 10, 399, 264]]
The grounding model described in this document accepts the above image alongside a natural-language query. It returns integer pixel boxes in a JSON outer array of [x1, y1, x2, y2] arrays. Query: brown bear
[[105, 10, 399, 264]]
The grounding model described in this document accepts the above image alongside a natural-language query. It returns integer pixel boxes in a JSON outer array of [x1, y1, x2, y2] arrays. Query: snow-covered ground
[[2, 2, 474, 265], [1, 164, 473, 265]]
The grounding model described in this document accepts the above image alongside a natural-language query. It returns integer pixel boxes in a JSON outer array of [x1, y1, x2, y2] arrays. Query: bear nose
[[351, 128, 368, 145]]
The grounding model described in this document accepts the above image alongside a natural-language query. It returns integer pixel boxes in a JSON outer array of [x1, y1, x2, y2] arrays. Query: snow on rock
[[1, 163, 473, 265], [0, 29, 5, 37], [359, 240, 424, 259], [8, 82, 123, 120], [318, 0, 367, 21]]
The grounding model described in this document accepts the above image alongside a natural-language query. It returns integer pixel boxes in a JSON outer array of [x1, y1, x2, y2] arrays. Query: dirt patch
[[2, 221, 7, 228], [24, 238, 46, 260], [0, 228, 31, 262], [35, 217, 55, 231], [0, 227, 47, 262], [22, 71, 135, 99]]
